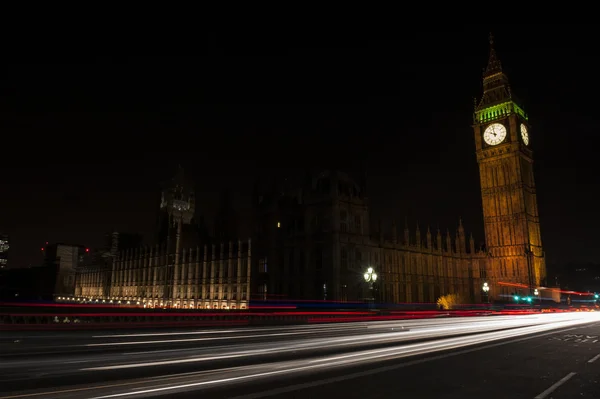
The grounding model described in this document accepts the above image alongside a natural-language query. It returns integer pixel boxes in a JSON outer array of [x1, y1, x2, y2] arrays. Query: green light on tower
[[476, 101, 529, 123]]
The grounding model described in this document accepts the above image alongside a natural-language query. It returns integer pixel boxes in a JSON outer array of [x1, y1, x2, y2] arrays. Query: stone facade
[[75, 236, 252, 309], [74, 167, 253, 309], [253, 171, 486, 303]]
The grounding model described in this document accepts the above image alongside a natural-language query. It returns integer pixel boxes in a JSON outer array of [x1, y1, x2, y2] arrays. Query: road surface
[[1, 312, 600, 398]]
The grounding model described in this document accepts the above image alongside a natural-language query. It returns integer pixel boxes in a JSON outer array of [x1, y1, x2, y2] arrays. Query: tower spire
[[476, 33, 514, 113], [484, 32, 502, 78]]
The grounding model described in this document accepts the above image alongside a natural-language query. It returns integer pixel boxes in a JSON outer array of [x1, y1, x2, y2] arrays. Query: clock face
[[520, 123, 529, 145], [483, 123, 507, 146]]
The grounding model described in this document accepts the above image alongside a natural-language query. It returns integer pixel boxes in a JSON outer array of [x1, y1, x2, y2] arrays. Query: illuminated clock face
[[483, 123, 507, 146], [520, 123, 529, 146]]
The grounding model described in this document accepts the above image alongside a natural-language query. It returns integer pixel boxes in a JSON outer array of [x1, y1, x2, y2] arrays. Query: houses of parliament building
[[74, 36, 546, 308]]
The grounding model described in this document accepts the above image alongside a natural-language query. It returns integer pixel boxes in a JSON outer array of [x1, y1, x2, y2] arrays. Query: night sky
[[1, 26, 597, 269]]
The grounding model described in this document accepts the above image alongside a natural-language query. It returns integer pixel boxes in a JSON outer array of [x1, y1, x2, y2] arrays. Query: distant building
[[0, 265, 58, 300], [44, 243, 90, 298], [553, 263, 600, 293], [0, 234, 9, 269], [0, 241, 89, 300]]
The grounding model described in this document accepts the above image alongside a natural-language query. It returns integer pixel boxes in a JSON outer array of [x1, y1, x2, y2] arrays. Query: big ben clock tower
[[473, 34, 546, 297]]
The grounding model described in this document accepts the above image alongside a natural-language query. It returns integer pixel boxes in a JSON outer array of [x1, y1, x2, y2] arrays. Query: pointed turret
[[446, 229, 452, 253], [457, 217, 466, 253], [415, 222, 421, 248], [436, 226, 442, 251], [483, 33, 502, 78], [404, 218, 410, 246], [426, 226, 432, 249], [470, 233, 476, 254]]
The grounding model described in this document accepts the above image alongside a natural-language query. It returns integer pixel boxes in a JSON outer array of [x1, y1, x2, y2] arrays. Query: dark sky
[[1, 26, 598, 269]]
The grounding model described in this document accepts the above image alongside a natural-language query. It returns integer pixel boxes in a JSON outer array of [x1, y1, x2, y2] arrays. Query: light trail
[[81, 313, 586, 371], [85, 313, 600, 398], [2, 313, 599, 399]]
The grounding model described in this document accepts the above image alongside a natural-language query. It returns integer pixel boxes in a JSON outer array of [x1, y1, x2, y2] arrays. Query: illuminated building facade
[[472, 34, 546, 299], [74, 168, 252, 309]]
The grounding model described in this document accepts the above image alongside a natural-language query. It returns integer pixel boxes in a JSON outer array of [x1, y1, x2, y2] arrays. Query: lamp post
[[534, 288, 540, 307], [364, 267, 377, 304], [482, 282, 490, 304]]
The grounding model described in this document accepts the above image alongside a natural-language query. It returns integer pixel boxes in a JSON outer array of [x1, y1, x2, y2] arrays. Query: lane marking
[[534, 372, 576, 399], [588, 353, 600, 363], [229, 328, 583, 399]]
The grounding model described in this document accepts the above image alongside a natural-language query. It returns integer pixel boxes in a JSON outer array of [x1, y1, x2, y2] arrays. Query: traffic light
[[595, 293, 599, 299], [513, 295, 520, 301], [526, 297, 532, 303]]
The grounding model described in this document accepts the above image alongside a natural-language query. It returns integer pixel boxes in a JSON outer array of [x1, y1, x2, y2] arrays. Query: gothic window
[[312, 215, 321, 232], [355, 248, 362, 268], [341, 247, 348, 268], [259, 258, 268, 273], [322, 213, 330, 232], [355, 215, 362, 234], [258, 283, 267, 301], [340, 210, 347, 233]]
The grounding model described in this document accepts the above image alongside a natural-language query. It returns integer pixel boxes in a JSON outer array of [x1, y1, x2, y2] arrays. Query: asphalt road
[[1, 312, 600, 398]]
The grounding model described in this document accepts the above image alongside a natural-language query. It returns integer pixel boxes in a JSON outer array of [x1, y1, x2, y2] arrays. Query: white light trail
[[87, 313, 600, 398]]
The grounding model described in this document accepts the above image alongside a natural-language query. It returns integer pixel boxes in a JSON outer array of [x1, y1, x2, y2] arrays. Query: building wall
[[371, 233, 486, 304], [75, 239, 252, 309], [254, 171, 488, 304], [51, 244, 85, 297], [0, 234, 9, 269]]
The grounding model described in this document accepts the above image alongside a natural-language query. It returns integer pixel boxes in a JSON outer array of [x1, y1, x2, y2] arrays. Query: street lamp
[[482, 282, 490, 304], [364, 267, 377, 283], [364, 267, 377, 304]]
